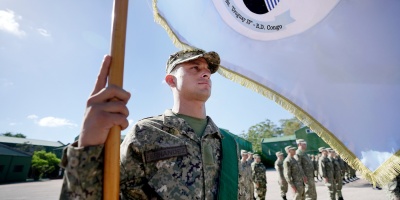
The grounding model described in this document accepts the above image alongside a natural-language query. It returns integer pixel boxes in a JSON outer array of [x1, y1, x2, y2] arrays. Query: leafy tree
[[279, 117, 304, 136], [240, 119, 278, 152], [1, 132, 27, 138], [31, 151, 60, 180]]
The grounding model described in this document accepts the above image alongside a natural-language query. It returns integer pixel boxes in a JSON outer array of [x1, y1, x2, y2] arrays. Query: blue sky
[[0, 0, 293, 144]]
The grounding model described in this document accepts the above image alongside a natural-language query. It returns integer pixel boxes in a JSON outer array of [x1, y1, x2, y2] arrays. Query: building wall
[[0, 155, 32, 183]]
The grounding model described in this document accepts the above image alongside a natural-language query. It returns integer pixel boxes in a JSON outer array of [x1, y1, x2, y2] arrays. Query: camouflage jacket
[[294, 149, 314, 178], [283, 156, 305, 186], [238, 160, 252, 199], [329, 156, 342, 180], [274, 159, 285, 180], [319, 155, 334, 179], [60, 109, 223, 200], [251, 162, 267, 184]]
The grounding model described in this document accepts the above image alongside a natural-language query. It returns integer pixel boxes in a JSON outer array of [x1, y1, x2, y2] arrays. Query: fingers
[[91, 55, 111, 96], [88, 84, 131, 106]]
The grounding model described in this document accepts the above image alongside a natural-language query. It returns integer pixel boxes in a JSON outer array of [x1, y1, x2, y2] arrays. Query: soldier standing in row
[[294, 139, 317, 200], [319, 147, 336, 200], [252, 154, 268, 200], [239, 150, 252, 200], [284, 146, 306, 200], [330, 149, 344, 200], [247, 151, 255, 197], [275, 151, 288, 200], [386, 174, 400, 200]]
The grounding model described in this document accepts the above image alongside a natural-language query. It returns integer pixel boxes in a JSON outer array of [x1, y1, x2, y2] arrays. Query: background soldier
[[386, 174, 400, 200], [247, 151, 255, 197], [319, 147, 336, 200], [252, 154, 267, 200], [275, 151, 288, 200], [239, 150, 252, 200], [283, 146, 306, 200], [294, 139, 317, 200], [330, 150, 344, 200]]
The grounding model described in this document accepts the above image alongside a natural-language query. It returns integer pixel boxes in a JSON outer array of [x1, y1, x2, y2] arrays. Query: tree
[[31, 151, 60, 180], [1, 132, 27, 138], [240, 119, 278, 152], [279, 117, 304, 136]]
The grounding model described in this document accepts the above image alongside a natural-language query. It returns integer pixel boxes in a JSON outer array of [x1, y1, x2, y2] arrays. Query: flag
[[153, 0, 400, 185]]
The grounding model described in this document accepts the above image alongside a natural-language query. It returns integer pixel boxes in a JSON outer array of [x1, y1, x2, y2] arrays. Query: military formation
[[239, 150, 268, 199]]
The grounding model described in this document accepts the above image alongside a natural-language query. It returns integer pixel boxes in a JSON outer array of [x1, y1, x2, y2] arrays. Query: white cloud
[[361, 150, 393, 171], [37, 116, 77, 128], [128, 119, 134, 125], [0, 78, 14, 87], [0, 9, 26, 37], [27, 114, 38, 120], [37, 28, 51, 37], [28, 115, 77, 128], [9, 122, 17, 126]]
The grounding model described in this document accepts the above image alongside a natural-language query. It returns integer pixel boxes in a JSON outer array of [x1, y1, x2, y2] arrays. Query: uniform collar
[[162, 109, 222, 142]]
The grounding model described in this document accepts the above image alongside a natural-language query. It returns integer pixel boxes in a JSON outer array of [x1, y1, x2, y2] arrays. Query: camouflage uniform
[[252, 158, 267, 200], [319, 153, 335, 200], [60, 109, 224, 199], [275, 153, 288, 199], [386, 175, 400, 200], [247, 152, 254, 198], [331, 156, 343, 199], [295, 149, 317, 200], [283, 155, 305, 200], [239, 157, 252, 199]]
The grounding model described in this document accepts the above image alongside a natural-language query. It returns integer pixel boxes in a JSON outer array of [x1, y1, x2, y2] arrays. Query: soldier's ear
[[165, 74, 176, 87]]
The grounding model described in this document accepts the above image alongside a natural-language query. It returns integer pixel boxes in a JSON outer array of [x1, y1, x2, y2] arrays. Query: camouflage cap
[[318, 147, 327, 152], [275, 151, 284, 156], [240, 150, 248, 154], [248, 152, 254, 155], [296, 139, 307, 144], [285, 145, 296, 153], [253, 154, 260, 158], [166, 48, 220, 74]]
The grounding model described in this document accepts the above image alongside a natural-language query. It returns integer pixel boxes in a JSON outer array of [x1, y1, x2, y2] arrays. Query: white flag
[[153, 0, 400, 185]]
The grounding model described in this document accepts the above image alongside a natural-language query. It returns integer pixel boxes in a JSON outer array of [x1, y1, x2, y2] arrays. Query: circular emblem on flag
[[212, 0, 339, 41]]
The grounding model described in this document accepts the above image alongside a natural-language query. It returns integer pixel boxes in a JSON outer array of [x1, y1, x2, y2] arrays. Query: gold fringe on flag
[[152, 0, 400, 186]]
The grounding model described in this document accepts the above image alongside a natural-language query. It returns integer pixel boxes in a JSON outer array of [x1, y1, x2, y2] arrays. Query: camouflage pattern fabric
[[238, 161, 252, 200], [275, 158, 288, 198], [386, 175, 400, 200], [283, 156, 305, 200], [295, 149, 317, 200], [332, 157, 343, 199], [251, 162, 267, 200], [60, 109, 223, 200], [319, 155, 335, 200]]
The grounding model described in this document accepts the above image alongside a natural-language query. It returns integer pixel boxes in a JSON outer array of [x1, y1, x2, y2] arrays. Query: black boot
[[338, 197, 344, 200], [282, 196, 287, 200]]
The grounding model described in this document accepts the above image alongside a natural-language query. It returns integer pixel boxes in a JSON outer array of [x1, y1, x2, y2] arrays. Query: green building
[[260, 126, 331, 167], [0, 143, 32, 183]]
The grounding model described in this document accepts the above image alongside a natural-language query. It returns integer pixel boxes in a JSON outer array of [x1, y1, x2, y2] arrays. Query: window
[[13, 165, 24, 173]]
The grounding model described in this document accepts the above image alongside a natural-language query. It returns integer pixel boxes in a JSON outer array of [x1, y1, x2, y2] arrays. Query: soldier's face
[[242, 154, 248, 159], [171, 58, 212, 102], [255, 157, 261, 163]]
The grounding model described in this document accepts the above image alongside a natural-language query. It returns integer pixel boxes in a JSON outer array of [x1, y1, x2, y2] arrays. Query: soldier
[[239, 150, 252, 200], [275, 151, 288, 200], [247, 151, 254, 164], [283, 145, 306, 200], [247, 151, 255, 197], [312, 154, 320, 182], [59, 49, 242, 199], [252, 154, 267, 200], [330, 149, 344, 200], [294, 139, 317, 200], [319, 147, 336, 200], [386, 174, 400, 200]]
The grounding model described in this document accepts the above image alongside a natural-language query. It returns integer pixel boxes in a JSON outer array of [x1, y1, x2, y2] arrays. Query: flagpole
[[104, 0, 129, 199]]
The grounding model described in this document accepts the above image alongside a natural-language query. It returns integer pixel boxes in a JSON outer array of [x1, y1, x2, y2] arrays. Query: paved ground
[[0, 170, 387, 199]]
